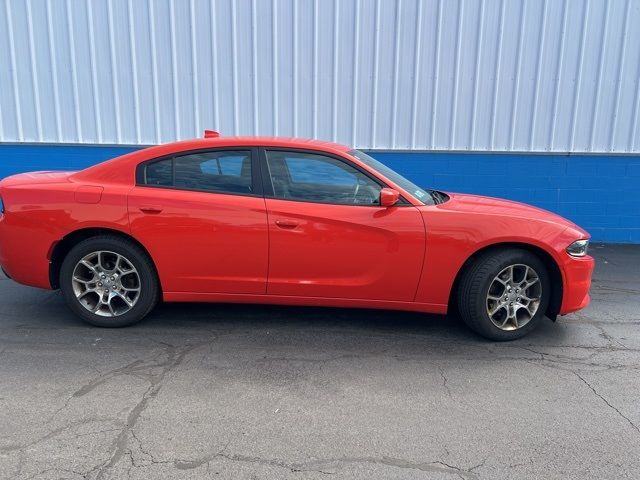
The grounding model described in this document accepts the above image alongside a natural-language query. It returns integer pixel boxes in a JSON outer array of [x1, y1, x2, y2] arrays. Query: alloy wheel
[[486, 264, 542, 331], [71, 251, 141, 317]]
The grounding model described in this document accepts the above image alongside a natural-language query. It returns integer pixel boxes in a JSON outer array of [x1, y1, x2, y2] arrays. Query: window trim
[[259, 147, 411, 207], [135, 147, 264, 198]]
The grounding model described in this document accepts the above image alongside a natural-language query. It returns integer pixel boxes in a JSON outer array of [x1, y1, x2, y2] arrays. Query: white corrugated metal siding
[[0, 0, 639, 152]]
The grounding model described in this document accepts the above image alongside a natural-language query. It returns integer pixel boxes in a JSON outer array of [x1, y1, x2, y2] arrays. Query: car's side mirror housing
[[379, 188, 400, 207]]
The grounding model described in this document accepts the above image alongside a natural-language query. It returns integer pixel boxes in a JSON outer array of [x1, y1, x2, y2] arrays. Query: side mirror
[[379, 188, 400, 207]]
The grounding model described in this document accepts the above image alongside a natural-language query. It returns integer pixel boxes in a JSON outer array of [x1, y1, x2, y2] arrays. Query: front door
[[128, 149, 268, 294], [262, 149, 426, 301]]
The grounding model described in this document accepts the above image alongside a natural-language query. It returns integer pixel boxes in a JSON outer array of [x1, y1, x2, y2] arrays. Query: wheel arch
[[49, 227, 161, 292], [447, 242, 563, 321]]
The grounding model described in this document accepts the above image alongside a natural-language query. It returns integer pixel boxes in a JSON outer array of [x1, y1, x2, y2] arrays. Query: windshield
[[348, 150, 434, 205]]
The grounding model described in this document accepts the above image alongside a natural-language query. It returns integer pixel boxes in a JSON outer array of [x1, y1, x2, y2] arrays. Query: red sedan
[[0, 133, 593, 340]]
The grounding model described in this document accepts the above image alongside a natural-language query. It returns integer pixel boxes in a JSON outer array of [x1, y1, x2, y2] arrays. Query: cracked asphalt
[[0, 244, 639, 479]]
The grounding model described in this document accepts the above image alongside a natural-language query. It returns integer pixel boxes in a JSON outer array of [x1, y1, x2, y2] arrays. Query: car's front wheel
[[60, 236, 159, 327], [457, 248, 550, 341]]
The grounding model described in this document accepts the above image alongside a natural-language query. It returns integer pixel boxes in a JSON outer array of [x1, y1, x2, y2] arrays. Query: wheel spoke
[[78, 289, 97, 299], [488, 303, 504, 316], [524, 277, 540, 289], [107, 299, 116, 316], [115, 254, 133, 274], [73, 275, 94, 284], [500, 308, 512, 327], [81, 259, 95, 270], [114, 290, 134, 307], [96, 252, 105, 270]]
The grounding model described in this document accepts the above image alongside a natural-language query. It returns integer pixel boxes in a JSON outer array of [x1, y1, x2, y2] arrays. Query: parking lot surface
[[0, 244, 639, 479]]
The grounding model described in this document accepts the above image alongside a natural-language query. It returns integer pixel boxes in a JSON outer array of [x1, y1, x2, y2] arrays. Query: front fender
[[414, 207, 572, 307]]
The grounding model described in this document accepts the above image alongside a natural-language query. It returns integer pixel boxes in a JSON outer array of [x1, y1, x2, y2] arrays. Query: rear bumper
[[0, 215, 53, 289], [559, 254, 594, 315]]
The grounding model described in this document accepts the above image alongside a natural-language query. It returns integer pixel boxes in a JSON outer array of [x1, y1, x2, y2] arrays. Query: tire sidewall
[[59, 237, 158, 327]]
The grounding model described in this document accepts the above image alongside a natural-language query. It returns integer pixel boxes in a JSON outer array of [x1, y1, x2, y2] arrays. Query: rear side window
[[145, 158, 172, 186], [200, 155, 244, 176], [140, 150, 253, 195]]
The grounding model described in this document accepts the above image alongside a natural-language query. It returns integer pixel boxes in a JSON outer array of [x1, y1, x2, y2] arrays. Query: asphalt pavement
[[0, 244, 639, 479]]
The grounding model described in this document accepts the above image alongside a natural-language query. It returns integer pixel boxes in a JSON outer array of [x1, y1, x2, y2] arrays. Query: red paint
[[75, 185, 104, 204], [379, 187, 400, 207], [0, 136, 593, 317], [128, 186, 269, 294], [264, 198, 425, 301]]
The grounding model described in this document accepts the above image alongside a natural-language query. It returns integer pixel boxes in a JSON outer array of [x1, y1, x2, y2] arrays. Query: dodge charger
[[0, 133, 594, 340]]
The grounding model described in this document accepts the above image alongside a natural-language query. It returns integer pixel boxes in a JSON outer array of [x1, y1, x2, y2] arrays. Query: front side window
[[348, 150, 435, 205], [265, 151, 382, 205], [141, 150, 253, 195]]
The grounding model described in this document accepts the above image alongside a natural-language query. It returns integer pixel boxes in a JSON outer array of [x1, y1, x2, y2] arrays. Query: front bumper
[[559, 254, 595, 315]]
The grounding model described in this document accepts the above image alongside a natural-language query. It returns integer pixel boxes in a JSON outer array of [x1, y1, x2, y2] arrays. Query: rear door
[[128, 148, 269, 294], [261, 149, 426, 301]]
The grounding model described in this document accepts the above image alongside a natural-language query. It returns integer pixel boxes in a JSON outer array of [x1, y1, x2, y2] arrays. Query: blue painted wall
[[0, 145, 140, 177], [1, 145, 638, 243]]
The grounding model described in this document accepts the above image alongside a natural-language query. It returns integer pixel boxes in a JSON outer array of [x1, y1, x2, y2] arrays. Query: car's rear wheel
[[60, 236, 159, 327], [457, 248, 550, 341]]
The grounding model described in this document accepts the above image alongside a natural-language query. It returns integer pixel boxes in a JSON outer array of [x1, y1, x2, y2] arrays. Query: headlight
[[566, 239, 589, 257], [0, 196, 4, 214]]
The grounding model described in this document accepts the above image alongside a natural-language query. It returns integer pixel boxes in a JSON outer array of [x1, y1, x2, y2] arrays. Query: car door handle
[[275, 219, 299, 229], [139, 205, 163, 214]]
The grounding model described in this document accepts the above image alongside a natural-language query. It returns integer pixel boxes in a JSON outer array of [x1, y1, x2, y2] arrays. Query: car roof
[[202, 137, 353, 152], [164, 136, 352, 152]]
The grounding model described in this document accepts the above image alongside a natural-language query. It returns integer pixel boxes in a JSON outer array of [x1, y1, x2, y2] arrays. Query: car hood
[[437, 192, 586, 233]]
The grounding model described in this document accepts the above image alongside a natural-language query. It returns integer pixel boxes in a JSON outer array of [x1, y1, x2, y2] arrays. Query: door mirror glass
[[380, 188, 400, 207]]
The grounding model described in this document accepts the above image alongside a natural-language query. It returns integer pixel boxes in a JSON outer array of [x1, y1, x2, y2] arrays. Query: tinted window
[[266, 151, 382, 205], [142, 151, 253, 195], [145, 158, 172, 186], [286, 157, 356, 185], [200, 155, 244, 176], [348, 150, 434, 205]]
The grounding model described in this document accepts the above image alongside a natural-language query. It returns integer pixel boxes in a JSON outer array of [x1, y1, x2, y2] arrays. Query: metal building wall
[[1, 0, 640, 152]]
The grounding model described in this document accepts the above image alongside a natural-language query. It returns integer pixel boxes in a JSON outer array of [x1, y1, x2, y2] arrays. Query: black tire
[[59, 235, 160, 327], [457, 248, 550, 341]]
